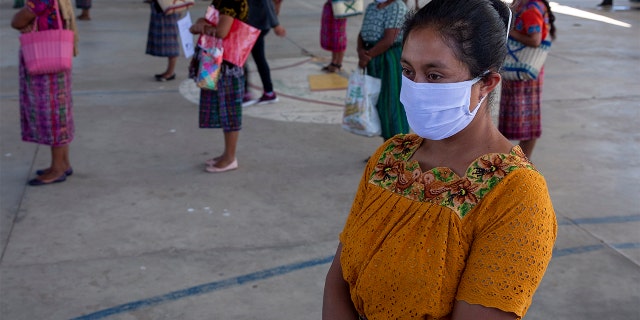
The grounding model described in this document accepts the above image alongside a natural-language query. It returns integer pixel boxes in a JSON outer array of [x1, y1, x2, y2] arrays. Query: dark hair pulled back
[[539, 0, 556, 40], [402, 0, 512, 78]]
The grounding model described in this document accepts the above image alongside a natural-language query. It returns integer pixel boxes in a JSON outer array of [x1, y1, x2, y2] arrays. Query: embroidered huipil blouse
[[339, 134, 557, 319]]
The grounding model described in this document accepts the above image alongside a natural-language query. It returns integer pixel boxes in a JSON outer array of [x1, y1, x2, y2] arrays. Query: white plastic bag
[[342, 69, 382, 137]]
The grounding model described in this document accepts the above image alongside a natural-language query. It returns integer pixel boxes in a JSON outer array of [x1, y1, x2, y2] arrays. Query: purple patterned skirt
[[320, 1, 347, 52], [498, 70, 544, 140], [19, 54, 74, 146]]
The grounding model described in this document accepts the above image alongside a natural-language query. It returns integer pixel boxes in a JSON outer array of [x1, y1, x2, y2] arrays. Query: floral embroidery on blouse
[[369, 134, 536, 217]]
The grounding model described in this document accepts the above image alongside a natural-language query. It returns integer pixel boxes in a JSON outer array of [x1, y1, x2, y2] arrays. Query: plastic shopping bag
[[157, 0, 195, 15], [188, 5, 223, 90], [331, 0, 363, 18], [342, 69, 382, 137], [195, 37, 224, 90], [222, 19, 260, 66]]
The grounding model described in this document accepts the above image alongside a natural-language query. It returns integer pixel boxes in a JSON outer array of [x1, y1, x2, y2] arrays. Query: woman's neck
[[412, 113, 513, 176]]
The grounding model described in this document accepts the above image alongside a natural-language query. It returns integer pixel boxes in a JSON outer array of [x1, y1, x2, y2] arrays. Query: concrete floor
[[0, 0, 639, 319]]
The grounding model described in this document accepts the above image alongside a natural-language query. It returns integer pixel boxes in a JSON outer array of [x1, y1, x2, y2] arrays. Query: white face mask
[[400, 75, 486, 140], [375, 0, 388, 3]]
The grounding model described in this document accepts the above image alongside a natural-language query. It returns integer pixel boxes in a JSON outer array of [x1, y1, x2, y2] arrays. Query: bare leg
[[519, 139, 537, 159], [156, 56, 177, 80], [165, 56, 177, 77], [212, 130, 239, 168], [78, 9, 91, 20], [36, 145, 70, 182], [324, 51, 344, 73], [332, 51, 345, 67]]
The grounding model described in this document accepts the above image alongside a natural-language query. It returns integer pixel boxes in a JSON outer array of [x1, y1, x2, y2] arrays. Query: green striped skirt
[[366, 45, 409, 140]]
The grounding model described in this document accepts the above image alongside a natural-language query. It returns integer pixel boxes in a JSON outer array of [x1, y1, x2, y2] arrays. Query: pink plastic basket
[[19, 0, 74, 75], [20, 29, 74, 75]]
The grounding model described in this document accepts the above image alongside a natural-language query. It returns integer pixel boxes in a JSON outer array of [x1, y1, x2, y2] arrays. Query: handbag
[[222, 19, 260, 66], [332, 0, 363, 18], [157, 0, 195, 15], [194, 37, 224, 90], [331, 0, 363, 18], [342, 69, 382, 137], [501, 35, 551, 81], [19, 0, 74, 75]]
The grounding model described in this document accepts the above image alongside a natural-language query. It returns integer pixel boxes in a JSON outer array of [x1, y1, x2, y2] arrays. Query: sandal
[[322, 62, 342, 73]]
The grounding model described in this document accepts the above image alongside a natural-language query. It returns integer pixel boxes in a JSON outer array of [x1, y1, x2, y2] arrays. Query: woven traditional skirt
[[75, 0, 91, 9], [19, 55, 74, 147], [498, 70, 544, 140], [367, 45, 409, 140], [199, 63, 245, 132], [320, 1, 347, 52], [145, 3, 181, 57]]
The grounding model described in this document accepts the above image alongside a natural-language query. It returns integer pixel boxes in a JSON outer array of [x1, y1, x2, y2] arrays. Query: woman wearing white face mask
[[322, 0, 557, 319]]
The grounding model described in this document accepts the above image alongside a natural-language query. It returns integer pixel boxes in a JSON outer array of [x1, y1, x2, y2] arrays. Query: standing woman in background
[[357, 0, 409, 141], [145, 0, 181, 81], [243, 0, 287, 106], [320, 0, 347, 73], [190, 0, 249, 173], [11, 0, 78, 186], [499, 0, 556, 158], [75, 0, 91, 20]]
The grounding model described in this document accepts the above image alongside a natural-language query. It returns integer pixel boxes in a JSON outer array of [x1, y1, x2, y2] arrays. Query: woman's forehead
[[402, 29, 460, 64]]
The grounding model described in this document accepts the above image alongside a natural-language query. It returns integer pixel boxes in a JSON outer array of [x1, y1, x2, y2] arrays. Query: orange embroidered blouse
[[339, 134, 557, 319]]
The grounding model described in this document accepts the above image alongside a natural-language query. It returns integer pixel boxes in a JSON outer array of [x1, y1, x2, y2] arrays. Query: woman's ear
[[480, 72, 502, 98]]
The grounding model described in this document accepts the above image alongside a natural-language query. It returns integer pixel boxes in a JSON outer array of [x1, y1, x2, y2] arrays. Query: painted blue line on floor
[[553, 244, 605, 257], [553, 242, 640, 257], [612, 242, 640, 249], [558, 214, 640, 226], [71, 255, 335, 320], [70, 240, 640, 319]]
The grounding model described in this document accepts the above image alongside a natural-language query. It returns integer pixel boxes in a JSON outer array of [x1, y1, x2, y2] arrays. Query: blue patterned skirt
[[75, 0, 91, 9], [199, 63, 245, 132], [145, 3, 180, 57]]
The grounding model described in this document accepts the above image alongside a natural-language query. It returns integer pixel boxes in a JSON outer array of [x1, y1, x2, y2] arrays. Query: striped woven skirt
[[199, 63, 245, 132], [367, 45, 409, 140], [76, 0, 91, 9], [320, 1, 347, 52], [498, 70, 544, 140], [19, 55, 74, 147], [145, 3, 181, 57]]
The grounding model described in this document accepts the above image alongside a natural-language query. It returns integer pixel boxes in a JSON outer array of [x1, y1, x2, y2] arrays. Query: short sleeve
[[456, 169, 557, 318], [515, 1, 545, 35], [26, 0, 53, 16], [27, 0, 58, 31], [211, 0, 249, 21], [383, 2, 406, 30]]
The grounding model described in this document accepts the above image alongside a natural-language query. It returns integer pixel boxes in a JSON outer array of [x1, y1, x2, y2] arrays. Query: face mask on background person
[[400, 75, 486, 140], [375, 0, 388, 3]]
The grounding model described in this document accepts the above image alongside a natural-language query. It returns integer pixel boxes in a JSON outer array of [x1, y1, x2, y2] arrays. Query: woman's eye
[[401, 67, 414, 78], [426, 73, 442, 81]]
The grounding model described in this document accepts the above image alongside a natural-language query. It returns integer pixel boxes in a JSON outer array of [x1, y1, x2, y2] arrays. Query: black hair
[[539, 0, 557, 40], [402, 0, 512, 78]]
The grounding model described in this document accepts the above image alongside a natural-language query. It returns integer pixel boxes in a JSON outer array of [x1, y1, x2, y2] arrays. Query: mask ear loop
[[505, 8, 512, 43]]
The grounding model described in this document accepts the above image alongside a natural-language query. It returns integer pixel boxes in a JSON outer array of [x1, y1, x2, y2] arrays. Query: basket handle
[[52, 0, 64, 30]]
